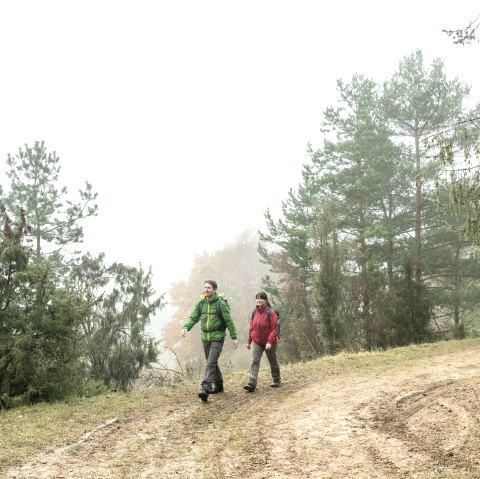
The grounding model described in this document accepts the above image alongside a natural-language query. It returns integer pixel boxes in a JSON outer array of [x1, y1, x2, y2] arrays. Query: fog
[[0, 1, 478, 338]]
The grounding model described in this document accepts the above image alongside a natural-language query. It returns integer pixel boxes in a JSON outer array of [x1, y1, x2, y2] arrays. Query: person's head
[[255, 291, 271, 307], [204, 280, 217, 298]]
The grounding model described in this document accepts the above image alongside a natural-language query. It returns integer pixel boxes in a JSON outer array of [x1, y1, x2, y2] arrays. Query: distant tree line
[[258, 50, 480, 362], [0, 141, 164, 408]]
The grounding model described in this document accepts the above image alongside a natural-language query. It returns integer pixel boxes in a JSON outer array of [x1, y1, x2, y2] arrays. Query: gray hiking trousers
[[201, 337, 225, 391], [247, 342, 280, 388]]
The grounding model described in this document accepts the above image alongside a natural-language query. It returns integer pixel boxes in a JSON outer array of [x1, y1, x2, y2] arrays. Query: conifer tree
[[383, 50, 469, 281], [68, 253, 164, 392], [0, 202, 84, 406], [4, 140, 98, 257]]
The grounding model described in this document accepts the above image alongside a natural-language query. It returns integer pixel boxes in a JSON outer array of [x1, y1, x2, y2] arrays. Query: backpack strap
[[198, 298, 224, 320], [216, 298, 223, 321], [267, 307, 281, 336], [251, 307, 272, 320]]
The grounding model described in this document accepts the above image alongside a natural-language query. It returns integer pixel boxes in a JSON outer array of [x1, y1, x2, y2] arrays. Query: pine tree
[[4, 141, 98, 257]]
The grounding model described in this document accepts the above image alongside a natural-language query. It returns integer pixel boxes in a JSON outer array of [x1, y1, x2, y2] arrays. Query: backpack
[[197, 294, 229, 329], [251, 306, 281, 336]]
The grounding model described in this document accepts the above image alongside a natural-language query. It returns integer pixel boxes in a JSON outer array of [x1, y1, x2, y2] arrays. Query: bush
[[80, 378, 109, 398], [0, 393, 28, 409]]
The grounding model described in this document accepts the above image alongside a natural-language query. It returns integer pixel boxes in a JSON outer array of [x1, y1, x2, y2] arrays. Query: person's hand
[[246, 343, 251, 350], [180, 328, 187, 337], [265, 342, 272, 350], [232, 339, 239, 349]]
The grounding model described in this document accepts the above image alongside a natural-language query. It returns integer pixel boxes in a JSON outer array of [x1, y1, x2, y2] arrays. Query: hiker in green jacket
[[181, 279, 238, 402]]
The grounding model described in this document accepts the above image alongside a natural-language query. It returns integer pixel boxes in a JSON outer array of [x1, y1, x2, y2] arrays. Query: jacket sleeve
[[220, 300, 237, 340], [248, 313, 254, 344], [183, 302, 202, 331], [267, 309, 279, 344]]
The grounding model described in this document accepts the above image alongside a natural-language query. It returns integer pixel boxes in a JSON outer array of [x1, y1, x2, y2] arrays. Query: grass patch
[[279, 338, 480, 381], [0, 381, 195, 471]]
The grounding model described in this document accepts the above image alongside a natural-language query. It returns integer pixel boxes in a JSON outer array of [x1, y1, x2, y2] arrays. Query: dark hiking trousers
[[201, 337, 225, 391], [248, 342, 280, 388]]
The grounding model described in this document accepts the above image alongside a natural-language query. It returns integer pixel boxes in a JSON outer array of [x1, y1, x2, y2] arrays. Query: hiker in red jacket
[[244, 291, 281, 392]]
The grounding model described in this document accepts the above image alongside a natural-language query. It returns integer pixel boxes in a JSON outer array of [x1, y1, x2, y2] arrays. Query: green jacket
[[183, 293, 237, 341]]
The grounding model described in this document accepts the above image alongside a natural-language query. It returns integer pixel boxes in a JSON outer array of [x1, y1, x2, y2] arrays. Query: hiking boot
[[198, 388, 209, 402], [210, 384, 224, 394], [271, 380, 281, 388], [243, 384, 255, 392]]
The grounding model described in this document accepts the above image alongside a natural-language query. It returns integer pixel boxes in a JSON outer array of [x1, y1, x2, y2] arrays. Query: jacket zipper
[[207, 302, 211, 341]]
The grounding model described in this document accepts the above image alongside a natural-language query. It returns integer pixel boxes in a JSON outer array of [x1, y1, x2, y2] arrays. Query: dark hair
[[205, 279, 218, 290], [255, 291, 271, 307]]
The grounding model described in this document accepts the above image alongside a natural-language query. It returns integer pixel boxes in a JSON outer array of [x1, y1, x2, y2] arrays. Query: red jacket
[[248, 305, 279, 346]]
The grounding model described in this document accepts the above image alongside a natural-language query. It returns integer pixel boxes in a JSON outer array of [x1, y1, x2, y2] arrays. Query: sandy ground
[[6, 347, 480, 479]]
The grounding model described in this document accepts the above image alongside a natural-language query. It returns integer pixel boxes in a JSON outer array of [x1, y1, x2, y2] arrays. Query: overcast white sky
[[0, 1, 478, 324]]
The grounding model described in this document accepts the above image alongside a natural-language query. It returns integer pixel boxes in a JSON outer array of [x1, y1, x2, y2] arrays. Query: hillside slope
[[4, 340, 480, 478]]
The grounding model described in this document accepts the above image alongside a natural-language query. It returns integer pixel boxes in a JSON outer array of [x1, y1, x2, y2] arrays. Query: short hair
[[205, 279, 218, 290]]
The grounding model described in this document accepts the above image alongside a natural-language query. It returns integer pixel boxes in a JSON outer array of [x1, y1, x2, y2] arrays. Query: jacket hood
[[200, 292, 219, 303]]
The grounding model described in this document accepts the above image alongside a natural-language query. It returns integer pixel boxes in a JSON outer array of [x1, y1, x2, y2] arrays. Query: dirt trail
[[7, 348, 480, 479]]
